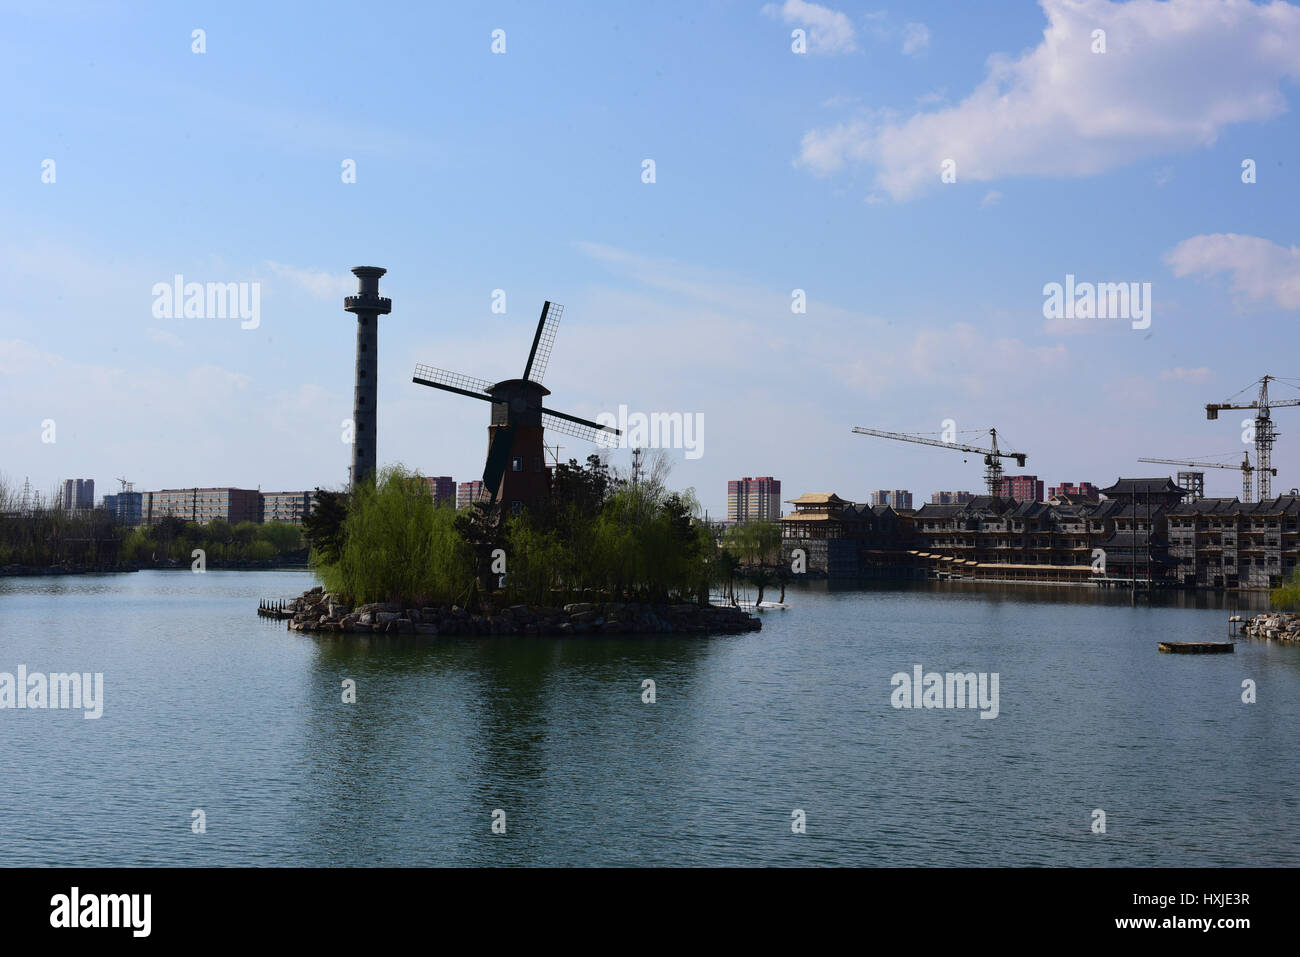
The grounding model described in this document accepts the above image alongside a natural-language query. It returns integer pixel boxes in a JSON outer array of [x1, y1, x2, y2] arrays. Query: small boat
[[1158, 641, 1234, 654]]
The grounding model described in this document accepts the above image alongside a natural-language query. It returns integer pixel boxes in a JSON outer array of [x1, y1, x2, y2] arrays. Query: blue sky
[[3, 0, 1300, 514]]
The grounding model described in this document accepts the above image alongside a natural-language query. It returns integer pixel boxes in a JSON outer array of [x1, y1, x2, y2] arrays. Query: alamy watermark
[[595, 405, 704, 459], [1042, 274, 1150, 330], [152, 274, 260, 329], [1, 666, 103, 718], [890, 664, 999, 719]]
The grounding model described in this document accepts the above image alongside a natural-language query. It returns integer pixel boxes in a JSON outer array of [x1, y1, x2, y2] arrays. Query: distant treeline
[[0, 475, 305, 568]]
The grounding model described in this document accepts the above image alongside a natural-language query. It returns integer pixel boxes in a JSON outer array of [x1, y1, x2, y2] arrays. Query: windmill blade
[[412, 364, 494, 401], [481, 426, 516, 504], [522, 301, 563, 383], [542, 409, 620, 447]]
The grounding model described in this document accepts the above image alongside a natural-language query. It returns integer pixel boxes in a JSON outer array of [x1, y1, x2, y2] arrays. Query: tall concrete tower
[[343, 266, 391, 488]]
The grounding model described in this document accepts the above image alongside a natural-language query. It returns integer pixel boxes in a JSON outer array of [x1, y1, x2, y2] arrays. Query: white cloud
[[761, 0, 858, 54], [901, 22, 930, 56], [798, 0, 1300, 200], [907, 322, 1068, 397], [1165, 233, 1300, 310], [264, 261, 354, 300], [979, 189, 1002, 208], [1160, 366, 1213, 384]]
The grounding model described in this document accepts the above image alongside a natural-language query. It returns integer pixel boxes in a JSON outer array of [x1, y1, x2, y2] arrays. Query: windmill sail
[[412, 365, 494, 401], [542, 410, 619, 447], [522, 301, 563, 383]]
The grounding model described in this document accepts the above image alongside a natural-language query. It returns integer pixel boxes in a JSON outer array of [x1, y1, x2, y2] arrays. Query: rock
[[415, 623, 439, 636], [375, 611, 400, 625], [570, 610, 600, 623], [564, 602, 595, 615]]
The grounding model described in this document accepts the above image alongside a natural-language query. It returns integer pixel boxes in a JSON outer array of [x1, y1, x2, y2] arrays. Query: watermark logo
[[595, 405, 704, 459], [152, 275, 260, 329], [50, 888, 150, 937], [0, 666, 103, 719], [890, 664, 999, 719], [1043, 274, 1151, 330]]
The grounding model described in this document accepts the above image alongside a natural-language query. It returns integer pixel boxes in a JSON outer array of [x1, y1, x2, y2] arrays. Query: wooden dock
[[258, 598, 293, 620], [1158, 641, 1234, 654]]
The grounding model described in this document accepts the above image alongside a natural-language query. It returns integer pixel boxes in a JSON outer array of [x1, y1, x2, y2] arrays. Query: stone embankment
[[268, 586, 762, 636], [1240, 612, 1300, 643]]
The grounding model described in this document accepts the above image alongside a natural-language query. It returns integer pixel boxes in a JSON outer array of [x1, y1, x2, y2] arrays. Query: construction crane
[[851, 426, 1026, 496], [115, 476, 134, 493], [1137, 453, 1272, 504], [1206, 375, 1300, 501]]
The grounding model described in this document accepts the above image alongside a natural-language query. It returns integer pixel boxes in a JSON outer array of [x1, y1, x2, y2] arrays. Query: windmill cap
[[351, 266, 387, 278]]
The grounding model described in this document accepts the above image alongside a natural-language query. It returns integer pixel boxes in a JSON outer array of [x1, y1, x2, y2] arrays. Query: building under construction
[[780, 477, 1300, 590]]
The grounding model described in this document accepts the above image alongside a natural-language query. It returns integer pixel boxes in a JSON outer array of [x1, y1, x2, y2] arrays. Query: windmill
[[412, 301, 621, 512], [851, 426, 1027, 495]]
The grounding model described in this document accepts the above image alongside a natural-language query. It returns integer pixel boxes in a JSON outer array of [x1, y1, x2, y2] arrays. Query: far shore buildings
[[1048, 481, 1099, 502], [425, 476, 456, 507], [727, 476, 782, 523], [777, 477, 1300, 590], [930, 490, 975, 505], [138, 488, 315, 525], [996, 474, 1044, 503], [60, 478, 95, 511], [870, 489, 912, 509], [457, 480, 488, 509]]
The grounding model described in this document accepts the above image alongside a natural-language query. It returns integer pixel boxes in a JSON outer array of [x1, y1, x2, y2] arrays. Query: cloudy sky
[[3, 0, 1300, 514]]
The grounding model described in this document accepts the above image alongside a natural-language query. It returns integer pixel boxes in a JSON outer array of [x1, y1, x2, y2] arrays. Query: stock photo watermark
[[151, 275, 261, 329], [1042, 274, 1151, 329], [890, 665, 999, 719], [0, 666, 103, 719], [595, 405, 704, 459]]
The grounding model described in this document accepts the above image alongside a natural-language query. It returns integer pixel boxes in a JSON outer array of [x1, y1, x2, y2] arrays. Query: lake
[[1, 570, 1296, 866]]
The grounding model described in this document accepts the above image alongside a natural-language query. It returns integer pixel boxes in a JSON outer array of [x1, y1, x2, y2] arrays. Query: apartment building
[[262, 491, 316, 524], [727, 476, 782, 523]]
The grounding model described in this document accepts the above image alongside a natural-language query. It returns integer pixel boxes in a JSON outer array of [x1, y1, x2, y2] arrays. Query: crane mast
[[1206, 375, 1300, 501]]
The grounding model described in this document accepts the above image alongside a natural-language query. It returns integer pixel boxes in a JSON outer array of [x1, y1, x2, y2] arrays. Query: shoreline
[[265, 586, 763, 637]]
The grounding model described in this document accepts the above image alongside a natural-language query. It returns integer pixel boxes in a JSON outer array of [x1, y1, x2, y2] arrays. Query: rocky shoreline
[[1240, 612, 1300, 643], [266, 586, 763, 636]]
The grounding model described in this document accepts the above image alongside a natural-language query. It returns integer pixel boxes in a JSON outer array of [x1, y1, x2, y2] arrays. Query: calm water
[[1, 570, 1296, 866]]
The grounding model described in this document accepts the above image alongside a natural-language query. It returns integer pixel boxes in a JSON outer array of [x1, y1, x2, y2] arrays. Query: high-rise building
[[101, 491, 143, 525], [1047, 481, 1100, 502], [727, 476, 782, 523], [870, 490, 912, 509], [60, 478, 94, 511], [930, 490, 975, 505], [996, 475, 1044, 503], [425, 476, 456, 506], [262, 491, 316, 524], [457, 481, 487, 509]]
